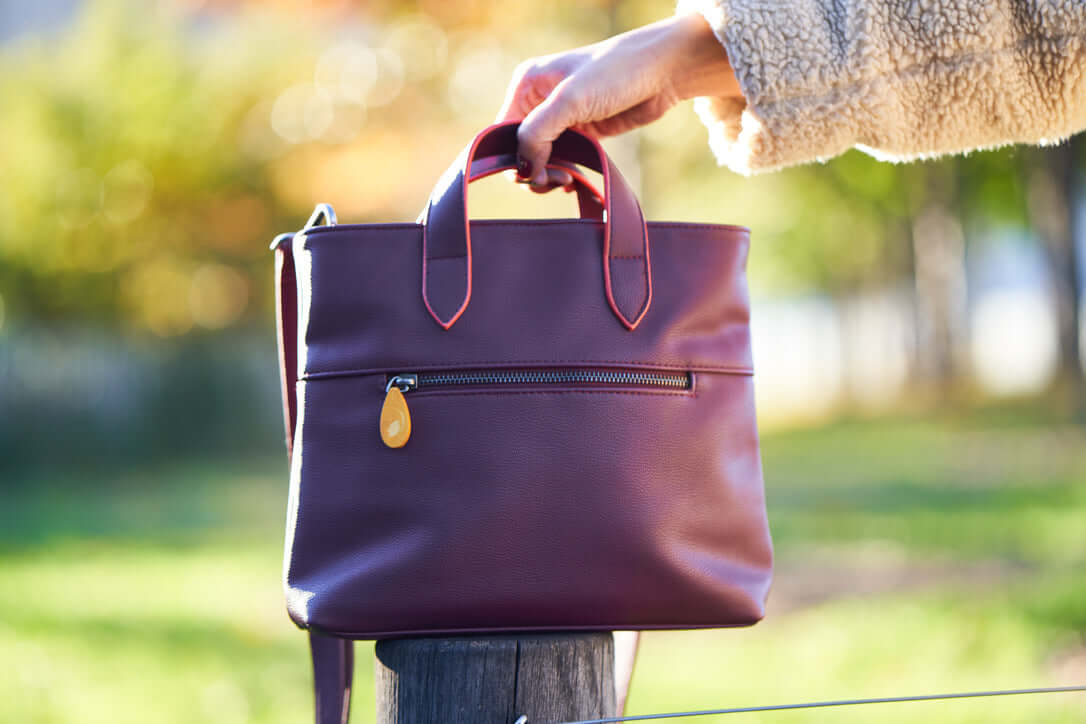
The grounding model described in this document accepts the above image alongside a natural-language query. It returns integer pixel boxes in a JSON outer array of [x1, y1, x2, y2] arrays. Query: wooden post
[[375, 633, 617, 724]]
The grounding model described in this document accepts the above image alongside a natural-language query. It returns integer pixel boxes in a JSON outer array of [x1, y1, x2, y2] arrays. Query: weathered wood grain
[[375, 633, 616, 724]]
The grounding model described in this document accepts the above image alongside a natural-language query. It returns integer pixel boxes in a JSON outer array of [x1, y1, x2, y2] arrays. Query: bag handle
[[467, 153, 605, 220], [421, 121, 652, 331]]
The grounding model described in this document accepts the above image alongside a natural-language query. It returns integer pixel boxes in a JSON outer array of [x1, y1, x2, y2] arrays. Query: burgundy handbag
[[272, 122, 773, 723]]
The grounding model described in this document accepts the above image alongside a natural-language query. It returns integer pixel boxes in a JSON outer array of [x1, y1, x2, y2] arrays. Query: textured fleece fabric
[[676, 0, 1086, 174]]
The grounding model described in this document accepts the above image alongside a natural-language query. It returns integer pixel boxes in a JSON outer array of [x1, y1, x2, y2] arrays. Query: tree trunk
[[908, 161, 970, 395], [1028, 137, 1084, 409]]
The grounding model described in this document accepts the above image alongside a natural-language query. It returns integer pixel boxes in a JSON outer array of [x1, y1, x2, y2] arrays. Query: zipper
[[379, 367, 691, 449]]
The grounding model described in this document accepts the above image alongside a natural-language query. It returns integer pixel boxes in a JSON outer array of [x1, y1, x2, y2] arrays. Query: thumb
[[517, 80, 582, 186]]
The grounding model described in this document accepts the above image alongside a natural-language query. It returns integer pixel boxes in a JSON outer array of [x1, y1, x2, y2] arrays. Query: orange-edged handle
[[467, 153, 605, 220], [421, 121, 652, 332]]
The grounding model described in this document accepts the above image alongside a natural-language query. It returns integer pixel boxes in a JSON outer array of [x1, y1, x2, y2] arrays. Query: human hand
[[496, 11, 742, 192]]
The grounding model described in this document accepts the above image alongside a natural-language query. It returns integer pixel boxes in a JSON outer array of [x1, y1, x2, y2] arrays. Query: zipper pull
[[380, 374, 417, 448]]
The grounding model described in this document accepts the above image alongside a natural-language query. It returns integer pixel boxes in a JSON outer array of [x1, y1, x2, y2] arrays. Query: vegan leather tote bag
[[271, 122, 773, 724]]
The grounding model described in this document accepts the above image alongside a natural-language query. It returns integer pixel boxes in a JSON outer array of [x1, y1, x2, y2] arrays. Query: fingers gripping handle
[[421, 121, 652, 331], [467, 153, 606, 221]]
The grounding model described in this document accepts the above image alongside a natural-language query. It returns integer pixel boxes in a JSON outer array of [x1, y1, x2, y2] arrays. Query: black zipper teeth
[[413, 368, 690, 390]]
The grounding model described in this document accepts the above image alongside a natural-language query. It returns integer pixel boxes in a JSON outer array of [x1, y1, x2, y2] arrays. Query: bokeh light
[[384, 15, 448, 82], [971, 289, 1059, 395], [189, 262, 250, 330], [101, 160, 154, 225]]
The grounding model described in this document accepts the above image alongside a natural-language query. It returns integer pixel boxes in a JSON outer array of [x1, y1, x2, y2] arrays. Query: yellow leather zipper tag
[[380, 385, 411, 448]]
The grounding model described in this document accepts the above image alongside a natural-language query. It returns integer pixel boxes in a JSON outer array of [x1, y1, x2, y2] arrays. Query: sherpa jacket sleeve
[[676, 0, 1086, 174]]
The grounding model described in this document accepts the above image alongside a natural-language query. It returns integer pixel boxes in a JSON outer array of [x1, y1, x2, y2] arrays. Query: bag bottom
[[301, 617, 763, 641]]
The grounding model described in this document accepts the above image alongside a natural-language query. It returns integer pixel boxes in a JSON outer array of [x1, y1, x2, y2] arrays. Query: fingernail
[[516, 157, 531, 180]]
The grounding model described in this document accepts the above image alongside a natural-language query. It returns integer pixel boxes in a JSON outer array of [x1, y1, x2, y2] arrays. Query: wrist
[[664, 11, 741, 101]]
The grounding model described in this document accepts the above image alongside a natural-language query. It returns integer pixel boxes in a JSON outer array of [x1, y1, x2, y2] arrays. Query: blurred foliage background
[[1, 0, 1083, 721]]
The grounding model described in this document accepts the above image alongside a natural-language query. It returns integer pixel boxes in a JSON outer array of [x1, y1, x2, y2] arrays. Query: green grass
[[3, 413, 1085, 722], [763, 416, 1086, 566]]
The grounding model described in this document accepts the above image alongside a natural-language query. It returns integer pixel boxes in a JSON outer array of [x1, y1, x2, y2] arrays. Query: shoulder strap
[[310, 630, 355, 724], [275, 239, 355, 724], [274, 241, 299, 457]]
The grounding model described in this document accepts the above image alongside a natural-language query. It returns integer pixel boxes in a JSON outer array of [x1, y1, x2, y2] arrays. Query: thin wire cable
[[557, 685, 1086, 724]]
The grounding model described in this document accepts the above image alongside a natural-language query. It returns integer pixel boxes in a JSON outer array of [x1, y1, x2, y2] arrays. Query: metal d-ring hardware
[[268, 232, 295, 251], [304, 202, 337, 230], [269, 203, 338, 250]]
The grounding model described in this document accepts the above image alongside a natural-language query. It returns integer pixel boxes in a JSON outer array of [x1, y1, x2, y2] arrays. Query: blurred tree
[[0, 0, 307, 333], [1026, 136, 1084, 407], [906, 160, 970, 392]]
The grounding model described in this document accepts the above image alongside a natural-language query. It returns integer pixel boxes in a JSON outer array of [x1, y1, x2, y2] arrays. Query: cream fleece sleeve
[[676, 0, 1086, 174]]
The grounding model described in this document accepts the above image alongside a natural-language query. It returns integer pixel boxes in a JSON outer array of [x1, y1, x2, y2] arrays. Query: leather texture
[[274, 122, 773, 721]]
